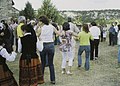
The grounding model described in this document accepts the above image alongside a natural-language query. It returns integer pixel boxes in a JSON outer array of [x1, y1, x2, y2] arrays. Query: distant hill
[[59, 9, 120, 24], [60, 9, 120, 20]]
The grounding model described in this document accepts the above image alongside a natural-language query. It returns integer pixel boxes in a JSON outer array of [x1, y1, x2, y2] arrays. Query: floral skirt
[[19, 57, 44, 86], [0, 64, 18, 86]]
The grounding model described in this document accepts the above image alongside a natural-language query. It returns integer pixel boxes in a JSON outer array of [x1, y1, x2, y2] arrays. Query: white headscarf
[[0, 23, 3, 30], [18, 16, 26, 23]]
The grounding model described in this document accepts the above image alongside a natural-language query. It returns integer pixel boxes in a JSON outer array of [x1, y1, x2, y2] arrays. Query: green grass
[[7, 38, 120, 86]]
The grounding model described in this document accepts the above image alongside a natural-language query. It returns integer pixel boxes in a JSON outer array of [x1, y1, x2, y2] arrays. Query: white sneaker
[[94, 57, 98, 60], [66, 71, 73, 75], [62, 70, 65, 74]]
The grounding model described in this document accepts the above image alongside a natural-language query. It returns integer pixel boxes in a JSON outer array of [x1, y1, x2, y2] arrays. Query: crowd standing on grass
[[1, 15, 120, 86]]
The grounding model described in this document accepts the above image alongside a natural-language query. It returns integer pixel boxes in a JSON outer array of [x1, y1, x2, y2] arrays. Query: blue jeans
[[118, 45, 120, 63], [78, 45, 90, 70], [40, 42, 55, 81]]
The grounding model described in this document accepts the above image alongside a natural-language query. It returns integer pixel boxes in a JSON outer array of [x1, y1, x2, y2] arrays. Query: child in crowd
[[103, 25, 107, 42]]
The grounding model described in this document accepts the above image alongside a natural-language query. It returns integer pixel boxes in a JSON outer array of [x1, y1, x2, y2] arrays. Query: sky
[[13, 0, 120, 11]]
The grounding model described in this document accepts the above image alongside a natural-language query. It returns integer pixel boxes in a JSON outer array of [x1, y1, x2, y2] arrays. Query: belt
[[43, 42, 54, 44]]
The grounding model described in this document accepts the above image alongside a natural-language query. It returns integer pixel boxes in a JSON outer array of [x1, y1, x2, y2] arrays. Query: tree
[[95, 17, 106, 26], [19, 1, 35, 20], [37, 0, 64, 24], [19, 10, 25, 16]]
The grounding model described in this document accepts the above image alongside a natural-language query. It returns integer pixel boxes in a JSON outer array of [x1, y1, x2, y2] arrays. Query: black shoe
[[94, 57, 98, 60], [78, 65, 81, 70], [85, 68, 89, 71], [45, 64, 49, 67], [51, 81, 55, 84], [90, 59, 93, 60], [78, 65, 81, 67]]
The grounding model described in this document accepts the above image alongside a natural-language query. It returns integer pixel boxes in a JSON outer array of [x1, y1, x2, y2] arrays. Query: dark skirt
[[0, 64, 18, 86], [19, 56, 44, 86]]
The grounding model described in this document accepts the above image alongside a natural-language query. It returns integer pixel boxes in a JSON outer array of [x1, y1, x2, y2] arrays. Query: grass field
[[7, 38, 120, 86]]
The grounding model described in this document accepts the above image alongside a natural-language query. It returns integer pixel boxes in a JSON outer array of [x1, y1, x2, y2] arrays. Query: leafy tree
[[38, 0, 55, 18], [19, 10, 25, 16], [74, 15, 82, 24], [37, 0, 64, 24], [19, 1, 35, 20], [95, 17, 106, 25]]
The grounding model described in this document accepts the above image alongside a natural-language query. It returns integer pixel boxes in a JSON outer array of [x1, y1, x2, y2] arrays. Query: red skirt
[[0, 64, 18, 86], [19, 56, 44, 86]]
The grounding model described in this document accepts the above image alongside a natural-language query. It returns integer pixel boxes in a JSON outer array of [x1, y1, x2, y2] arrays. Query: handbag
[[37, 38, 43, 52], [59, 44, 63, 51]]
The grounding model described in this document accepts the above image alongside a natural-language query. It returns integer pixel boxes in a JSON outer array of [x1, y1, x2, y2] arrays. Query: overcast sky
[[13, 0, 120, 11]]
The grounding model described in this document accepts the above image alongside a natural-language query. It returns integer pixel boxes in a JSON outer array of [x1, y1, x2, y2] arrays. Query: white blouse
[[89, 26, 101, 39], [18, 33, 31, 53], [18, 38, 22, 53], [39, 24, 54, 43], [118, 31, 120, 45], [0, 46, 17, 61], [18, 33, 43, 52]]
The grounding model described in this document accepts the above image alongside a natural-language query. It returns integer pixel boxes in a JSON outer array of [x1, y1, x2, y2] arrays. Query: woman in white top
[[38, 16, 61, 84], [0, 37, 18, 86], [117, 24, 120, 67], [89, 22, 101, 60]]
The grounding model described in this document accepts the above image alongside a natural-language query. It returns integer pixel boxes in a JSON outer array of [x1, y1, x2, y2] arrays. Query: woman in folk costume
[[18, 24, 44, 86], [0, 37, 18, 86]]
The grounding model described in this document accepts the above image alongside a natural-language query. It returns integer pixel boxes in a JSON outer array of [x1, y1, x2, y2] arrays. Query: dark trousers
[[109, 33, 115, 46], [4, 39, 13, 53], [115, 32, 118, 45], [40, 42, 55, 81], [100, 32, 103, 42], [90, 39, 100, 60]]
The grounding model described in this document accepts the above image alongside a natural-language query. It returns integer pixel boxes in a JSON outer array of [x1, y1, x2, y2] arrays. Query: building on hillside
[[0, 0, 19, 21]]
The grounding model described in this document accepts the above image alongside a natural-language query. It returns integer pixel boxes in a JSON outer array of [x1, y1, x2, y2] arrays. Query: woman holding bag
[[38, 16, 61, 84]]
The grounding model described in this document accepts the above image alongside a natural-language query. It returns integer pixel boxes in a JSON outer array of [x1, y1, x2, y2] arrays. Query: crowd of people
[[0, 15, 120, 86]]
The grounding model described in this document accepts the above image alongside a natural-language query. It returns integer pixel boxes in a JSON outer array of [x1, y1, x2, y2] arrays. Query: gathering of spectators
[[1, 15, 120, 86]]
